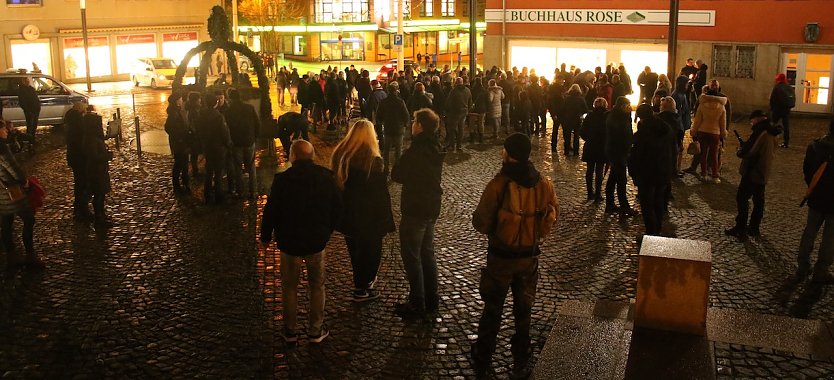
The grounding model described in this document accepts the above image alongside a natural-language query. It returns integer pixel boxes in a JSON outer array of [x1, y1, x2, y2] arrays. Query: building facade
[[483, 0, 834, 115], [1, 0, 217, 83], [238, 0, 485, 65]]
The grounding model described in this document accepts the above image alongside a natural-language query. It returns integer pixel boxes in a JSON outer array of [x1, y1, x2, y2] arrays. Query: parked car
[[131, 57, 178, 89], [376, 59, 417, 82], [0, 69, 88, 128]]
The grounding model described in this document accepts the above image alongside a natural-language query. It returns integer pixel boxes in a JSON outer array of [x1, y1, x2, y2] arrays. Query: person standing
[[276, 67, 288, 106], [225, 89, 260, 199], [391, 109, 444, 317], [796, 119, 834, 283], [725, 110, 780, 240], [197, 93, 232, 204], [629, 104, 676, 236], [185, 92, 203, 177], [770, 73, 795, 148], [164, 94, 191, 194], [580, 97, 608, 201], [691, 88, 728, 183], [487, 79, 504, 139], [604, 97, 637, 216], [561, 84, 588, 156], [288, 68, 300, 106], [444, 77, 473, 152], [261, 140, 342, 344], [637, 66, 658, 105], [0, 122, 42, 270], [471, 133, 558, 379], [82, 107, 114, 227], [671, 76, 691, 175], [18, 78, 41, 137], [65, 103, 90, 219], [331, 120, 395, 301], [375, 82, 410, 175]]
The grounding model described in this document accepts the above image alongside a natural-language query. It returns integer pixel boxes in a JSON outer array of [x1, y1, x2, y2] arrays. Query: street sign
[[394, 34, 403, 46]]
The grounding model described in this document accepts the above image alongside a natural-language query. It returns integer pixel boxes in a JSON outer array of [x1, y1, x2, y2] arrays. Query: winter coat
[[604, 109, 633, 164], [658, 110, 682, 134], [562, 93, 588, 130], [0, 140, 27, 215], [445, 85, 473, 117], [165, 104, 191, 155], [472, 86, 490, 114], [65, 108, 86, 167], [260, 159, 342, 256], [428, 82, 446, 116], [628, 115, 677, 187], [376, 94, 410, 136], [82, 113, 112, 195], [770, 82, 794, 113], [225, 101, 261, 147], [579, 107, 607, 163], [276, 72, 288, 88], [356, 77, 372, 101], [325, 78, 341, 105], [197, 107, 232, 157], [546, 83, 565, 116], [336, 157, 395, 240], [366, 88, 388, 123], [407, 90, 433, 114], [596, 84, 613, 110], [488, 86, 504, 119], [803, 134, 834, 214], [17, 84, 40, 113], [738, 119, 779, 185], [472, 161, 559, 258], [391, 132, 444, 220], [692, 94, 727, 138], [308, 80, 325, 106], [672, 76, 691, 130]]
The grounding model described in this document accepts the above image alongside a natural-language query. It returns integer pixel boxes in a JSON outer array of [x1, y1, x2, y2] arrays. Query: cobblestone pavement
[[2, 81, 833, 378]]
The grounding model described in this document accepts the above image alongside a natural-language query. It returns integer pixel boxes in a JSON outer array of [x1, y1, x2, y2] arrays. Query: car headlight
[[158, 74, 167, 80]]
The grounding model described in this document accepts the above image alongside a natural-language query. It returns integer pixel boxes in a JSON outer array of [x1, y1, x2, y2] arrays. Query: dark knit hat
[[504, 133, 531, 162]]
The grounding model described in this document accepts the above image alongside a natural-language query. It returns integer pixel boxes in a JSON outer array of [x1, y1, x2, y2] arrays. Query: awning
[[60, 24, 201, 34]]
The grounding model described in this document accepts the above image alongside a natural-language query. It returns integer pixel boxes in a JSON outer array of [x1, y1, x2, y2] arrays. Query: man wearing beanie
[[471, 133, 559, 378]]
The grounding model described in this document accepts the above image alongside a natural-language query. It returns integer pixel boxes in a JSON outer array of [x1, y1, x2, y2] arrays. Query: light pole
[[667, 0, 679, 79], [468, 0, 476, 75], [80, 0, 92, 92]]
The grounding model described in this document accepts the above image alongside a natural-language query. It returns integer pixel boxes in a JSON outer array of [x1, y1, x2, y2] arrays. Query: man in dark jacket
[[445, 77, 473, 152], [796, 119, 834, 284], [770, 73, 795, 148], [629, 104, 676, 235], [407, 82, 433, 115], [225, 89, 261, 198], [376, 82, 410, 174], [725, 110, 780, 240], [637, 66, 658, 105], [391, 109, 444, 318], [18, 78, 41, 137], [260, 140, 342, 344], [197, 93, 232, 204], [470, 133, 558, 379], [65, 103, 89, 219], [165, 94, 191, 193], [605, 96, 637, 216], [356, 70, 372, 116], [277, 110, 309, 159]]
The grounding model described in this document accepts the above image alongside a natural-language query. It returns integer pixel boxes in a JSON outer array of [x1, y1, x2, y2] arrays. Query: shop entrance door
[[783, 52, 834, 113]]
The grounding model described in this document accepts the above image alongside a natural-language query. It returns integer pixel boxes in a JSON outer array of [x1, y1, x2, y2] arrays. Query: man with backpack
[[471, 133, 559, 379], [796, 119, 834, 284], [770, 73, 796, 148]]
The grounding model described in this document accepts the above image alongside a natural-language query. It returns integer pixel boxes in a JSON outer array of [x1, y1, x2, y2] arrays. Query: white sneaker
[[712, 177, 721, 184]]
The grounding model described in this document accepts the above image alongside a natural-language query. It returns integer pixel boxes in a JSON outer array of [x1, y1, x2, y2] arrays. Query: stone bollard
[[634, 236, 712, 335]]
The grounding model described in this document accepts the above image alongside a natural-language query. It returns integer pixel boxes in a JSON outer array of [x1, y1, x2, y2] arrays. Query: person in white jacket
[[691, 88, 727, 183]]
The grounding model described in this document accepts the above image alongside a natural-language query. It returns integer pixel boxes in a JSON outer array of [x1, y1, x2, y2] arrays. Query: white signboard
[[485, 9, 715, 27]]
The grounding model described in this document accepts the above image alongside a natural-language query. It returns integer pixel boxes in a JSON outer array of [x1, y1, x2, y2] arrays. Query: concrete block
[[634, 236, 712, 335]]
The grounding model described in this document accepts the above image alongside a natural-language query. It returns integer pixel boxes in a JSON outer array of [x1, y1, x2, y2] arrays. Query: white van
[[131, 58, 178, 89]]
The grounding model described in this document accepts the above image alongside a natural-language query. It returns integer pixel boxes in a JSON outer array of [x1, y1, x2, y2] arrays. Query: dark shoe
[[586, 193, 595, 201], [24, 256, 45, 271], [471, 344, 490, 379], [394, 302, 425, 319], [811, 272, 834, 284], [308, 326, 330, 343], [683, 166, 698, 174], [511, 362, 532, 379], [780, 144, 789, 148], [620, 208, 639, 217], [604, 205, 619, 214], [794, 266, 811, 281], [724, 226, 747, 240], [747, 227, 761, 238], [594, 194, 604, 203], [352, 289, 381, 302], [95, 217, 114, 228]]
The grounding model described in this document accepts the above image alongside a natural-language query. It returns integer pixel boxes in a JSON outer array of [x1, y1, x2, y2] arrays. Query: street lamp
[[80, 0, 93, 92]]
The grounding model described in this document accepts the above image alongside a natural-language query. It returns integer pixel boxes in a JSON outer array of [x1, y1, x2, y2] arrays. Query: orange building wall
[[485, 0, 834, 45]]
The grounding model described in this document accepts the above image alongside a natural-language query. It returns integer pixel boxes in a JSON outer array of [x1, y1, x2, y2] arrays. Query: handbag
[[26, 176, 45, 213], [687, 140, 701, 155], [3, 182, 25, 203]]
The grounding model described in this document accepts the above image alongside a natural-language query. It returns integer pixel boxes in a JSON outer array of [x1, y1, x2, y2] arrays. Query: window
[[712, 44, 757, 79], [736, 45, 756, 79], [420, 0, 433, 16], [712, 45, 732, 78], [441, 0, 454, 16], [315, 0, 370, 23]]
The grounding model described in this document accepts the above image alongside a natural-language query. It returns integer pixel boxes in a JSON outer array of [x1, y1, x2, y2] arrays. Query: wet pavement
[[1, 81, 834, 378]]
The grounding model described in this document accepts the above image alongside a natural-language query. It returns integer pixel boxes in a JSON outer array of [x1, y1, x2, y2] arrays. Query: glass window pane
[[735, 46, 755, 79], [712, 45, 732, 78]]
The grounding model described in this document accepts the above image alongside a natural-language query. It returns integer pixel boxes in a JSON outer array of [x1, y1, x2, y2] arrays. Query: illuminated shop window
[[315, 0, 370, 23], [441, 0, 454, 16], [116, 34, 156, 74], [63, 36, 111, 79], [162, 32, 199, 67], [10, 40, 52, 75]]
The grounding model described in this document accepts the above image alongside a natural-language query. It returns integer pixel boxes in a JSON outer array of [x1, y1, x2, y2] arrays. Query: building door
[[783, 52, 834, 113]]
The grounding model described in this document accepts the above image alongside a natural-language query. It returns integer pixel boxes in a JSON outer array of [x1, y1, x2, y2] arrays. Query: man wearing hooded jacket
[[796, 119, 834, 284], [471, 133, 558, 379]]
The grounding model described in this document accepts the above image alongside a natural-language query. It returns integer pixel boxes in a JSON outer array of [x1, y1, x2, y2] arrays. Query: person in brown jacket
[[691, 88, 728, 183], [470, 133, 558, 379]]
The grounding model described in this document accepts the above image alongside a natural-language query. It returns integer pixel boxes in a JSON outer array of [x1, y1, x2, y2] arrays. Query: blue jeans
[[798, 208, 834, 275], [399, 215, 438, 309], [383, 133, 403, 174]]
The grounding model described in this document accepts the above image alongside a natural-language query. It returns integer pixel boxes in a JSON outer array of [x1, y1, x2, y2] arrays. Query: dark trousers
[[204, 150, 226, 202], [586, 161, 605, 197], [91, 192, 106, 218], [23, 109, 39, 136], [345, 236, 383, 290], [172, 152, 190, 189], [2, 207, 35, 256], [399, 216, 438, 309], [734, 176, 765, 231], [445, 113, 466, 149], [773, 110, 791, 146], [70, 162, 88, 215], [605, 162, 630, 209], [550, 115, 561, 149], [563, 124, 579, 152], [474, 255, 538, 369], [638, 184, 668, 235]]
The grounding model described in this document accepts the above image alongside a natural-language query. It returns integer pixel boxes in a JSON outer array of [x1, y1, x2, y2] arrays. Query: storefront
[[483, 0, 834, 114]]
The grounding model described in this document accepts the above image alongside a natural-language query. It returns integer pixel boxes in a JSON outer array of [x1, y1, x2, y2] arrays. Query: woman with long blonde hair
[[331, 119, 395, 302]]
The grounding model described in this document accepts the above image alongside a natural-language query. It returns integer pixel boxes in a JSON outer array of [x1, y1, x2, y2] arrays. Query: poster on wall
[[7, 0, 42, 6]]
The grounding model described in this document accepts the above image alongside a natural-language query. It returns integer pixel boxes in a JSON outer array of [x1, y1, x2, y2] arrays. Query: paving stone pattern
[[1, 86, 833, 378]]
